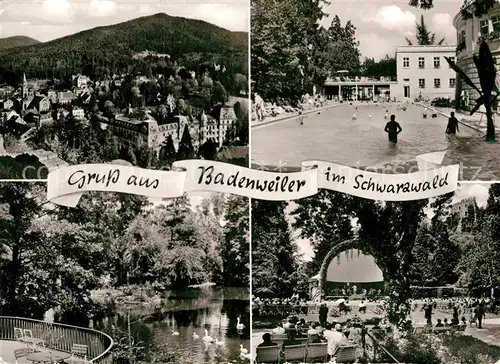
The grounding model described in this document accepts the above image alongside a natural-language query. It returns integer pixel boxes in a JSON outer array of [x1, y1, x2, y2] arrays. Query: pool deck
[[0, 340, 70, 363], [251, 102, 343, 128]]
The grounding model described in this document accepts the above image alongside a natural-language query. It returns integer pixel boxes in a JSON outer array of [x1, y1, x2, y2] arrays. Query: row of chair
[[413, 325, 466, 335], [256, 342, 357, 363]]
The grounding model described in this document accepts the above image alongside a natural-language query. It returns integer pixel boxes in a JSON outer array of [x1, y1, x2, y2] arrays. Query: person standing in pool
[[384, 114, 402, 145], [446, 111, 459, 137]]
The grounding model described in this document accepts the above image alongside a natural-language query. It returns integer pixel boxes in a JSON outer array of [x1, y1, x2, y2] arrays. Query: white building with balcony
[[394, 45, 457, 101], [454, 2, 500, 109]]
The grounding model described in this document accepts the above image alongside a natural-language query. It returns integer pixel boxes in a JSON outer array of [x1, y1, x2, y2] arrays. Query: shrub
[[431, 97, 454, 108]]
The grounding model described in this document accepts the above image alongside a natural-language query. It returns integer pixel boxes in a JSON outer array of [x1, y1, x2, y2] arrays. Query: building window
[[449, 78, 456, 88], [493, 16, 500, 32], [419, 79, 426, 88], [418, 57, 425, 69], [434, 78, 441, 88], [434, 57, 440, 68], [448, 57, 455, 67], [480, 19, 489, 35], [403, 57, 409, 68]]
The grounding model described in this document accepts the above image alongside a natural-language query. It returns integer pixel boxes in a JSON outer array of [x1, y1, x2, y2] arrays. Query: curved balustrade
[[0, 316, 113, 363]]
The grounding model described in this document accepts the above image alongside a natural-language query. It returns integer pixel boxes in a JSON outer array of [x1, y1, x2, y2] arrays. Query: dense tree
[[251, 0, 360, 103], [0, 183, 108, 320], [405, 15, 445, 45], [363, 56, 397, 77], [158, 135, 177, 168], [409, 0, 497, 20], [177, 125, 195, 160], [220, 195, 249, 287], [199, 139, 218, 160], [252, 200, 300, 298]]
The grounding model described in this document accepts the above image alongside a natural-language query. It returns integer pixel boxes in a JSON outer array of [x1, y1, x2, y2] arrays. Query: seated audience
[[257, 333, 278, 348], [283, 329, 302, 347], [271, 322, 285, 335], [436, 319, 444, 328]]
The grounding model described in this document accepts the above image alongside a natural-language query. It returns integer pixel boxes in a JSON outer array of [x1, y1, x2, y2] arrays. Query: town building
[[72, 107, 85, 119], [394, 45, 457, 101], [453, 3, 500, 109], [72, 74, 90, 88], [103, 109, 202, 152], [206, 104, 237, 148]]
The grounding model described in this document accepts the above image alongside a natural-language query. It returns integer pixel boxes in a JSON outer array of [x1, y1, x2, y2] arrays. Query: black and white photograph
[[0, 183, 250, 363], [251, 183, 500, 363], [0, 0, 249, 179], [251, 0, 500, 180]]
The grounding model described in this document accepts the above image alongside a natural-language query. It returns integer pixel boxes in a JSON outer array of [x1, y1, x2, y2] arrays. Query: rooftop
[[395, 45, 457, 53]]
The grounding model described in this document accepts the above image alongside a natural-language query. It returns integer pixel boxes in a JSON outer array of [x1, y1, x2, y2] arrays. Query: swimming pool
[[251, 103, 478, 170]]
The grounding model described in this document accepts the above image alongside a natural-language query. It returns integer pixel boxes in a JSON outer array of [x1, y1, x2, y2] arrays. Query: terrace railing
[[0, 316, 113, 363], [362, 330, 401, 363]]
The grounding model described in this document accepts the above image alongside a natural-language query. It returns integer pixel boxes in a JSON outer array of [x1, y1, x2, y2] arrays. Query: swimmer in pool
[[352, 114, 357, 120], [384, 114, 402, 146]]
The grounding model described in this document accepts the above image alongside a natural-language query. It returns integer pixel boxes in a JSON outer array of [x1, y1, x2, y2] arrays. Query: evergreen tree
[[221, 195, 249, 287], [177, 125, 195, 160], [199, 139, 217, 160], [405, 15, 444, 45], [252, 200, 299, 298], [159, 135, 177, 168]]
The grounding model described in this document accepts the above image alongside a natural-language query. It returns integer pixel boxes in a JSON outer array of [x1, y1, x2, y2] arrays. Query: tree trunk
[[486, 104, 496, 142]]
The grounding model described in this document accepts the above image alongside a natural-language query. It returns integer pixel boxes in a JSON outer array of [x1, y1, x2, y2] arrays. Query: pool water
[[252, 103, 478, 169]]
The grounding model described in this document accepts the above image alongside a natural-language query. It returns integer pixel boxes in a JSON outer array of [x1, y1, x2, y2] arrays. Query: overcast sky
[[0, 0, 248, 42], [292, 183, 491, 262], [319, 0, 462, 60]]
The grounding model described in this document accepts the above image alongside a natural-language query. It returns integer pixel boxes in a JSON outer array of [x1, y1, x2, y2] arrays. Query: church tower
[[22, 73, 28, 111]]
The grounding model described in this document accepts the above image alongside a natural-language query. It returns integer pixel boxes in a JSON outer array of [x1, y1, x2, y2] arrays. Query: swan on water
[[192, 332, 199, 340], [215, 338, 225, 346], [172, 330, 180, 336], [236, 317, 244, 330], [240, 352, 252, 361], [240, 344, 248, 354], [203, 329, 214, 343]]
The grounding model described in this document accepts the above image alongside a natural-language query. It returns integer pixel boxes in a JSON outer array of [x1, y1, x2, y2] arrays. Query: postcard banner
[[47, 164, 186, 207], [172, 159, 318, 200], [301, 160, 459, 201], [46, 159, 459, 206]]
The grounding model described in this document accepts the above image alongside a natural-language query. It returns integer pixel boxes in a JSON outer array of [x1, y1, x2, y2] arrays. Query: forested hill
[[0, 13, 248, 84], [0, 36, 40, 50]]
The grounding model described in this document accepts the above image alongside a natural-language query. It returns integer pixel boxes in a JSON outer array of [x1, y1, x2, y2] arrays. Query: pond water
[[96, 286, 250, 363], [252, 103, 478, 168]]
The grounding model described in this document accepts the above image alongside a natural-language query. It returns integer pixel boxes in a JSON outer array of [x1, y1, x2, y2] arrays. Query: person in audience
[[323, 323, 344, 360], [443, 318, 450, 327], [308, 333, 323, 344], [451, 306, 459, 326], [283, 317, 293, 329], [307, 322, 319, 336], [460, 317, 467, 327], [435, 319, 444, 328], [319, 303, 328, 326], [283, 329, 301, 347], [359, 299, 366, 314], [341, 329, 355, 345], [257, 333, 278, 348], [271, 322, 285, 335]]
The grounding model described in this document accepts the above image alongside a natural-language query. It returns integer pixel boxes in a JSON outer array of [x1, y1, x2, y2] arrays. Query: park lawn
[[442, 334, 500, 363], [0, 154, 47, 179]]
